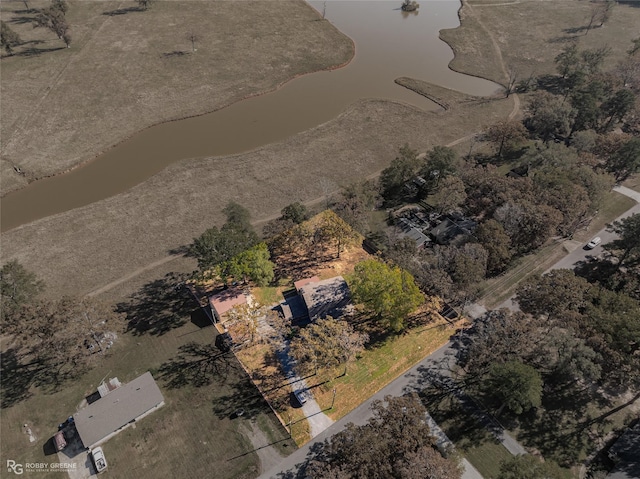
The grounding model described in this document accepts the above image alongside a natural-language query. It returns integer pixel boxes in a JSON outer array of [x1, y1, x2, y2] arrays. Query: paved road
[[259, 342, 493, 479]]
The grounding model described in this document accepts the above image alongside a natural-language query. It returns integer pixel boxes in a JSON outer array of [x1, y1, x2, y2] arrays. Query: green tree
[[190, 202, 259, 274], [348, 259, 423, 332], [605, 213, 640, 267], [289, 317, 368, 375], [484, 361, 543, 415], [1, 21, 21, 55], [305, 394, 461, 479], [418, 146, 460, 196], [226, 243, 274, 286], [524, 92, 574, 143], [485, 120, 528, 158], [600, 89, 636, 132], [498, 455, 564, 479], [380, 144, 420, 204], [605, 137, 640, 182], [515, 270, 590, 321], [281, 201, 309, 224], [0, 260, 44, 322], [475, 220, 512, 275]]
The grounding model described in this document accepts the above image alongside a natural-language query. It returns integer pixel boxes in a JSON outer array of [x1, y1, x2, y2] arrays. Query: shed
[[74, 372, 164, 449]]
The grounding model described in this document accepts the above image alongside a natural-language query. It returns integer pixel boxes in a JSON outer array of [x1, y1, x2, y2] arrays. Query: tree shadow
[[13, 46, 66, 57], [536, 74, 566, 95], [0, 348, 37, 408], [116, 272, 193, 336], [574, 257, 619, 284], [8, 15, 37, 25], [163, 51, 190, 58], [157, 341, 237, 389], [211, 370, 277, 421], [102, 6, 143, 16]]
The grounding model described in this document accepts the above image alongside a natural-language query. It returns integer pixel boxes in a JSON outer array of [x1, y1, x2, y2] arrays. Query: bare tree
[[34, 0, 71, 47], [186, 31, 199, 52]]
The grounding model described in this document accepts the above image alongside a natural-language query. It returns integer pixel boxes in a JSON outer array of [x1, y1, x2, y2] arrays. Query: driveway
[[259, 342, 492, 478]]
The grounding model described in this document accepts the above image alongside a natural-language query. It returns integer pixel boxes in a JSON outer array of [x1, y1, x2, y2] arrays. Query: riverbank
[[0, 0, 353, 196], [1, 95, 514, 299]]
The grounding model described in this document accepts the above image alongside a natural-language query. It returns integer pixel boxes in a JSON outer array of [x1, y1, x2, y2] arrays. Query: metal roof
[[74, 372, 164, 448]]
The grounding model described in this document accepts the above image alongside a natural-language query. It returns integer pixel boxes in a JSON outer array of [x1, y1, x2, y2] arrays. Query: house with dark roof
[[429, 215, 477, 245], [278, 276, 353, 323], [73, 372, 164, 449], [397, 218, 430, 248]]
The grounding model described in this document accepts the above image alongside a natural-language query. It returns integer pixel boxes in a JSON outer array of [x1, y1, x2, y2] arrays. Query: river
[[1, 0, 500, 231]]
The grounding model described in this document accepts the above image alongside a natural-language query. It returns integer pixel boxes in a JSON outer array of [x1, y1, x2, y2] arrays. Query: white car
[[586, 236, 602, 249], [90, 447, 107, 474]]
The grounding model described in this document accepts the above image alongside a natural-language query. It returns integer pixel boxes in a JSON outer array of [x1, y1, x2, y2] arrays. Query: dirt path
[[241, 420, 287, 475]]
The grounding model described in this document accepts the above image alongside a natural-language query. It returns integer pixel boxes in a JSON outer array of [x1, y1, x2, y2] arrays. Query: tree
[[515, 270, 590, 321], [305, 394, 461, 479], [137, 0, 153, 10], [281, 201, 309, 224], [494, 200, 562, 254], [332, 180, 380, 233], [289, 317, 368, 375], [483, 361, 543, 415], [584, 0, 614, 35], [418, 146, 460, 196], [524, 91, 574, 143], [485, 120, 528, 158], [605, 213, 640, 267], [600, 89, 636, 132], [6, 296, 124, 380], [226, 302, 266, 345], [498, 455, 564, 479], [190, 202, 259, 274], [225, 243, 274, 286], [605, 137, 640, 182], [474, 220, 512, 275], [429, 175, 467, 215], [348, 259, 423, 332], [185, 31, 198, 52], [315, 210, 359, 258], [380, 144, 420, 204], [34, 0, 71, 48], [1, 21, 22, 55], [0, 260, 44, 322]]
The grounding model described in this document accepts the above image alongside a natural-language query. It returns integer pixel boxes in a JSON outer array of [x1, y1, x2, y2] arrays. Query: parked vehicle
[[53, 431, 67, 451], [293, 389, 308, 406], [90, 447, 107, 473], [586, 236, 602, 249]]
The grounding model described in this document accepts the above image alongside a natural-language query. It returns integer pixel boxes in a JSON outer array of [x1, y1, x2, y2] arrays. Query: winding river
[[1, 0, 500, 232]]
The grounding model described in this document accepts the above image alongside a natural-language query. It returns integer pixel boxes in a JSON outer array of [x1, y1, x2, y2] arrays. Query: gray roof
[[299, 276, 352, 321], [74, 372, 164, 448]]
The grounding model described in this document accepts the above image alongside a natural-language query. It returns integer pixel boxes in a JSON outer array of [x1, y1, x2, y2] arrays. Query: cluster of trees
[[267, 209, 359, 264], [190, 202, 274, 286], [1, 21, 22, 55], [289, 317, 368, 376], [458, 264, 639, 420], [0, 260, 123, 397], [304, 394, 461, 479]]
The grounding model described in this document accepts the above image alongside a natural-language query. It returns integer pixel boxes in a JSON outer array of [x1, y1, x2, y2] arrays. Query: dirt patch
[[0, 0, 353, 195]]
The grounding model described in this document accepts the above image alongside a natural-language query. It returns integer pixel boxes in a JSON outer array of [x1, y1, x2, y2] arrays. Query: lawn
[[0, 305, 294, 479]]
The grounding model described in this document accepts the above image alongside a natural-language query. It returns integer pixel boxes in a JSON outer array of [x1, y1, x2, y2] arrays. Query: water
[[1, 0, 500, 231]]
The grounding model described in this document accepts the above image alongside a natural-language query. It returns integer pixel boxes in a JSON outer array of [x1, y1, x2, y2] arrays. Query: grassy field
[[441, 0, 640, 86], [0, 0, 353, 195], [0, 303, 294, 478]]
